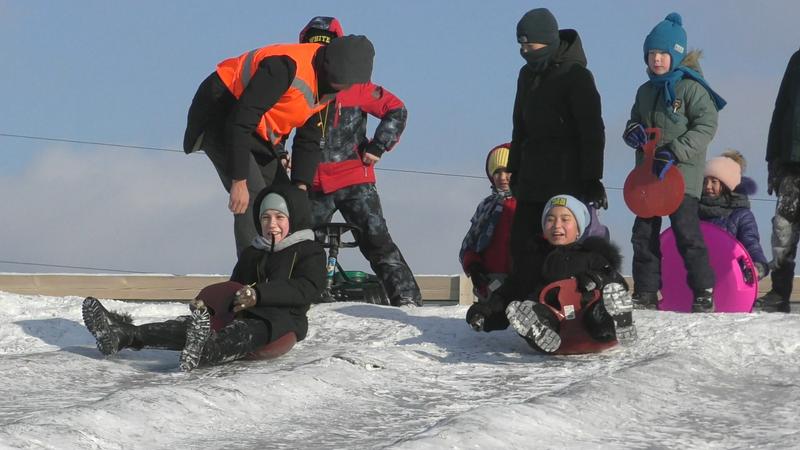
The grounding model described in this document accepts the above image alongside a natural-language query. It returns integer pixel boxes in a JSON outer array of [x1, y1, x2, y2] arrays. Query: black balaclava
[[516, 8, 560, 72]]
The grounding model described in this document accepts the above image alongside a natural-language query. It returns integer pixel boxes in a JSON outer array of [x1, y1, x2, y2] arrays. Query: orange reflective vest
[[216, 43, 332, 146]]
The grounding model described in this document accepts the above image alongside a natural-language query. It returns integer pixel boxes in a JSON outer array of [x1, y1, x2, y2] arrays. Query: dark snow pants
[[131, 316, 271, 365], [631, 195, 715, 294], [309, 183, 422, 306], [769, 174, 800, 299]]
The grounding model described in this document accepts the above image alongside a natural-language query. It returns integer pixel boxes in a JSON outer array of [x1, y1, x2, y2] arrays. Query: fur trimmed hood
[[734, 176, 758, 196], [580, 236, 623, 272]]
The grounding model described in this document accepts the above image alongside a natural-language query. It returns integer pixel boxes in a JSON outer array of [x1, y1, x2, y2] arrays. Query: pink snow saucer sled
[[194, 281, 297, 359], [659, 222, 758, 313]]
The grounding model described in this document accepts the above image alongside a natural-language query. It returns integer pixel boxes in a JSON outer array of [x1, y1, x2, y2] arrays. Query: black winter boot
[[506, 300, 561, 353], [692, 288, 714, 313], [83, 297, 190, 355], [179, 307, 211, 372], [82, 297, 137, 356], [754, 291, 791, 313], [602, 283, 637, 344], [631, 291, 659, 310]]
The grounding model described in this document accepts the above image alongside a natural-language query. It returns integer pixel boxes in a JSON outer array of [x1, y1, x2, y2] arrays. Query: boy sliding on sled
[[466, 195, 636, 354], [83, 184, 327, 371]]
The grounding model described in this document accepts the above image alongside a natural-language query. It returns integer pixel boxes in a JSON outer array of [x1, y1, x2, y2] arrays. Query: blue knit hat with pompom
[[643, 12, 687, 70]]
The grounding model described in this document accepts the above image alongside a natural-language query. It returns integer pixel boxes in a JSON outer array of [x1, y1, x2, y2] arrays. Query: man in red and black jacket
[[291, 17, 422, 307]]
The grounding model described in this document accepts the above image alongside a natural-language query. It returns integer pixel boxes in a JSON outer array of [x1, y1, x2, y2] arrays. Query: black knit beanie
[[516, 8, 559, 45], [323, 35, 374, 85]]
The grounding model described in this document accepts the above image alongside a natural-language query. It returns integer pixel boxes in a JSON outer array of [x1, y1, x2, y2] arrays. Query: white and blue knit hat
[[541, 194, 590, 238]]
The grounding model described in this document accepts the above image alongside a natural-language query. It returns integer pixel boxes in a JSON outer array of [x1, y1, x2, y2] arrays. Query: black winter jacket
[[534, 236, 626, 299], [767, 49, 800, 166], [509, 29, 605, 202], [230, 184, 327, 341]]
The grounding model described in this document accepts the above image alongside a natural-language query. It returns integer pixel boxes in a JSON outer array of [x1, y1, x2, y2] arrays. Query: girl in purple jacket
[[699, 151, 769, 280]]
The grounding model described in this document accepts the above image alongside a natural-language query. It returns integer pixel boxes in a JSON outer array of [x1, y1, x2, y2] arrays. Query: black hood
[[251, 184, 313, 234], [552, 29, 587, 68]]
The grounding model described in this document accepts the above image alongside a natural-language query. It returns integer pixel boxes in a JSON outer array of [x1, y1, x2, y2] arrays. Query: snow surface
[[0, 292, 799, 449]]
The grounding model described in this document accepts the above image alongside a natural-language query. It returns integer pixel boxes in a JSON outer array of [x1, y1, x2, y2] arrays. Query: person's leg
[[630, 215, 662, 308], [199, 319, 271, 366], [82, 297, 187, 356], [504, 200, 546, 299], [669, 196, 715, 311], [308, 191, 338, 228], [203, 145, 280, 256], [337, 184, 422, 306], [759, 176, 800, 312]]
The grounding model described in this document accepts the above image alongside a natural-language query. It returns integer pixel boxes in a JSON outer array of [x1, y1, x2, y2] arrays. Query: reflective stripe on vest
[[216, 43, 332, 145]]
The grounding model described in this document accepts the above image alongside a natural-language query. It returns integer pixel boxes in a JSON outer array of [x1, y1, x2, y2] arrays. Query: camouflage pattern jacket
[[292, 82, 407, 194]]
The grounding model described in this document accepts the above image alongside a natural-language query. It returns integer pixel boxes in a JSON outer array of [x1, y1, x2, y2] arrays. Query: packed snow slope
[[0, 292, 798, 449]]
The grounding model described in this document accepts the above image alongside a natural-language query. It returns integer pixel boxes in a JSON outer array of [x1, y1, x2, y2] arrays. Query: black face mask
[[520, 45, 555, 72]]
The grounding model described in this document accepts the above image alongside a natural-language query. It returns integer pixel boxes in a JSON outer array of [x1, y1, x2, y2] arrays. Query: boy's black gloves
[[623, 122, 647, 149], [582, 179, 608, 210], [467, 262, 490, 290], [652, 148, 677, 180], [466, 292, 507, 332]]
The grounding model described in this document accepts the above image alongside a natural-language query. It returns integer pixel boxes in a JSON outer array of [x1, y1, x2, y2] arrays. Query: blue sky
[[2, 1, 800, 276]]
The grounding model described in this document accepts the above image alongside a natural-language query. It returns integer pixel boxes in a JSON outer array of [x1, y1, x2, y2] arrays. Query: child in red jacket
[[460, 144, 517, 300]]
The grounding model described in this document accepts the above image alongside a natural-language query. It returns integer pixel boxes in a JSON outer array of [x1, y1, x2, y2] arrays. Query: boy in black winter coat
[[467, 195, 636, 354], [82, 184, 327, 371]]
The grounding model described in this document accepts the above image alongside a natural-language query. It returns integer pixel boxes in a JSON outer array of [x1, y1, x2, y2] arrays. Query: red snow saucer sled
[[623, 128, 685, 218], [194, 281, 296, 360], [537, 278, 617, 355]]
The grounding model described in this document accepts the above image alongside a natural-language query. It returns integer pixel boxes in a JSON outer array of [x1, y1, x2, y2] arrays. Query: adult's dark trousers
[[204, 144, 288, 256], [505, 199, 547, 300], [631, 195, 715, 294], [768, 174, 800, 299], [309, 183, 422, 306]]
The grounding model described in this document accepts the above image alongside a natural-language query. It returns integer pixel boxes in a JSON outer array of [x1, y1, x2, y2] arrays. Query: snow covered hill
[[0, 292, 798, 449]]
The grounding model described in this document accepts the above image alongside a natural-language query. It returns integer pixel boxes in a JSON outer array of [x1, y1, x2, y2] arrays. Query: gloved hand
[[575, 270, 605, 293], [737, 258, 755, 285], [755, 262, 768, 280], [465, 292, 506, 332], [467, 262, 490, 290], [582, 179, 608, 210], [233, 285, 258, 312], [623, 122, 647, 149], [652, 147, 677, 180], [767, 160, 784, 196]]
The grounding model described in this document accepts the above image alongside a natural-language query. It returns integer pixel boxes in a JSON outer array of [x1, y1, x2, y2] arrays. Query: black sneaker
[[506, 300, 561, 353], [179, 305, 211, 372], [753, 291, 791, 313], [631, 291, 659, 310], [692, 288, 714, 313], [602, 283, 637, 344]]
